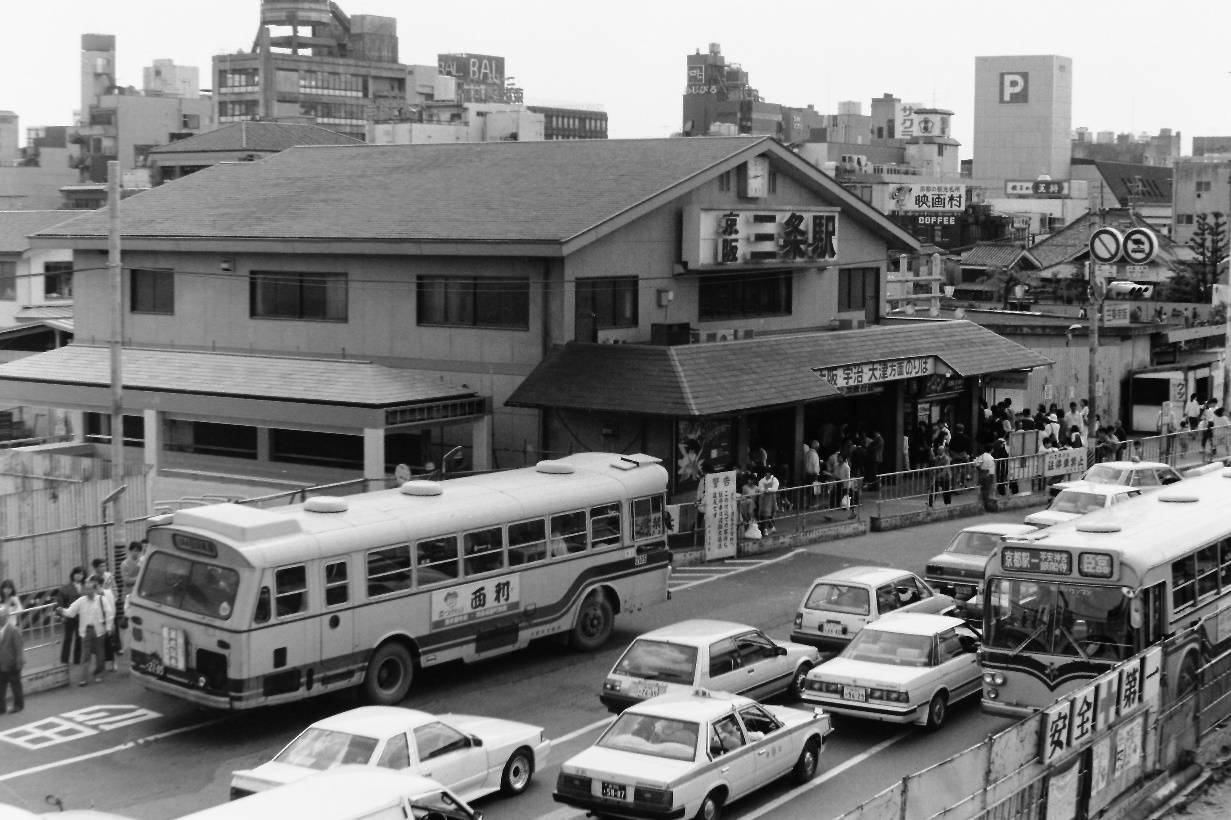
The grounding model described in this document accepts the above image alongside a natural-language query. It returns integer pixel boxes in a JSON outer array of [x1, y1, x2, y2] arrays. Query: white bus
[[128, 453, 670, 709], [981, 467, 1231, 718]]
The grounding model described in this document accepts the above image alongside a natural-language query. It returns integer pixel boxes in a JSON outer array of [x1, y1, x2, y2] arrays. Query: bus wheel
[[570, 591, 614, 651], [363, 642, 413, 704]]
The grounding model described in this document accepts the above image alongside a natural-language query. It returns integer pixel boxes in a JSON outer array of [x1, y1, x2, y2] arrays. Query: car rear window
[[803, 582, 870, 615], [613, 639, 698, 684], [1083, 466, 1127, 485], [946, 531, 1002, 556]]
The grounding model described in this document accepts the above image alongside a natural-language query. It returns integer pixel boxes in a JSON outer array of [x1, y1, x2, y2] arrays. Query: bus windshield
[[138, 551, 241, 620], [985, 578, 1133, 661]]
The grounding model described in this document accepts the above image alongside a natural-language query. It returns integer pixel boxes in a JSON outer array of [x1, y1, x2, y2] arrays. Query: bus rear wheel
[[363, 642, 414, 705], [570, 591, 614, 651]]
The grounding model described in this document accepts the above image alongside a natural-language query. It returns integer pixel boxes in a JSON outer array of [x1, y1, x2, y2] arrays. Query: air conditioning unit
[[836, 318, 866, 330], [703, 328, 737, 342], [739, 328, 756, 340]]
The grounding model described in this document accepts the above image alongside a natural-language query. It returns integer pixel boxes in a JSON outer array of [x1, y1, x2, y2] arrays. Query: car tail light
[[603, 679, 621, 692], [634, 787, 673, 807], [869, 688, 909, 703], [985, 688, 1000, 700], [926, 564, 943, 575], [557, 773, 592, 795], [794, 612, 803, 628]]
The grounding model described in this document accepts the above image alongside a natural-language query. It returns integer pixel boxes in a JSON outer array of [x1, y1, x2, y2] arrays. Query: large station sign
[[685, 208, 840, 267]]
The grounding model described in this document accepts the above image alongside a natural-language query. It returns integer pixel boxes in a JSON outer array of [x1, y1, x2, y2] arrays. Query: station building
[[6, 136, 1047, 499]]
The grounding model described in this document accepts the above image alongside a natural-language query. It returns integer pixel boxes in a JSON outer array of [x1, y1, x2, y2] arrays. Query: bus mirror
[[1129, 596, 1143, 630]]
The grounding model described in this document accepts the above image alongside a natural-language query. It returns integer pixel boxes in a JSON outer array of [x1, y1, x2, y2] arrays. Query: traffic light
[[1105, 281, 1153, 300]]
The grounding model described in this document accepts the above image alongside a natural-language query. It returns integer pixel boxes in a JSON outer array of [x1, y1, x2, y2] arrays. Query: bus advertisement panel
[[127, 453, 670, 709]]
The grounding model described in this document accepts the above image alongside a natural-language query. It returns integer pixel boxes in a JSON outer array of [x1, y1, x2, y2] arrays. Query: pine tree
[[1181, 212, 1228, 301]]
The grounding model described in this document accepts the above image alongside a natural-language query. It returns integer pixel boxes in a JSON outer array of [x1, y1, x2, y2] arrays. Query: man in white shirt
[[1063, 402, 1082, 436], [974, 446, 997, 508], [57, 577, 113, 685]]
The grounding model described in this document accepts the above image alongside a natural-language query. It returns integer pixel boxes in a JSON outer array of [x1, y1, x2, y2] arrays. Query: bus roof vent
[[305, 496, 348, 513], [535, 460, 576, 474], [612, 453, 662, 471], [401, 480, 444, 496], [1075, 522, 1122, 533], [1158, 491, 1200, 503]]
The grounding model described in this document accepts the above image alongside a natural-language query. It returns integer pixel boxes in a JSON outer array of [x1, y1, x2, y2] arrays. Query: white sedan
[[800, 614, 981, 730], [556, 689, 831, 820], [230, 706, 550, 803]]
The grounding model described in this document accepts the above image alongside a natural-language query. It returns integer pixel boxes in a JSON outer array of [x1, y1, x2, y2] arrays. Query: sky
[[3, 0, 1230, 157]]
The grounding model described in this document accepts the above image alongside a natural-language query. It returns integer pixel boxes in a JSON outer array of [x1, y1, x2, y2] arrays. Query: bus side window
[[1220, 538, 1231, 589], [254, 587, 271, 624], [1197, 545, 1220, 600], [550, 511, 588, 556], [367, 545, 411, 597], [632, 495, 665, 540], [1172, 555, 1196, 612], [325, 560, 349, 606], [508, 519, 547, 566], [591, 503, 622, 549], [416, 537, 459, 587], [464, 527, 506, 576], [275, 565, 307, 617]]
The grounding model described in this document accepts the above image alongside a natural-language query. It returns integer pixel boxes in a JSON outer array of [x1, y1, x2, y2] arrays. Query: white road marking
[[531, 808, 584, 820], [0, 717, 230, 782], [670, 549, 805, 591], [552, 716, 615, 746], [742, 731, 910, 819]]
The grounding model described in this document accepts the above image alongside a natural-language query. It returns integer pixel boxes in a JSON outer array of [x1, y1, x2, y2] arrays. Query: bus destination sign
[[172, 534, 218, 558], [1003, 547, 1071, 575]]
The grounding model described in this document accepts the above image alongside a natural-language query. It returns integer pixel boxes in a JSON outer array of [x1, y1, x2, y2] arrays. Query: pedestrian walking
[[57, 577, 113, 686], [56, 566, 85, 666], [91, 563, 121, 664], [120, 540, 145, 595], [1158, 401, 1178, 460], [992, 436, 1011, 495], [974, 445, 996, 509], [0, 605, 24, 714], [927, 445, 953, 507], [0, 579, 20, 628]]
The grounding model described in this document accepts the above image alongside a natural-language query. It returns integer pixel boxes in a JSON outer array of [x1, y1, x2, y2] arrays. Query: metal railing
[[668, 478, 863, 549]]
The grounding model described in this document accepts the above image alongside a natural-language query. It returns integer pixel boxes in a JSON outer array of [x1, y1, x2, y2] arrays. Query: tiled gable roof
[[36, 137, 917, 252], [148, 121, 364, 155], [0, 211, 79, 254], [507, 321, 1051, 416], [960, 242, 1038, 270], [1029, 209, 1186, 271], [0, 346, 475, 408]]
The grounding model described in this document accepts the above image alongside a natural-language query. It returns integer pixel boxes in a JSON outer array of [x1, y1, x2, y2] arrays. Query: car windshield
[[804, 582, 870, 615], [613, 640, 698, 683], [842, 629, 934, 667], [1050, 491, 1109, 515], [274, 727, 379, 770], [137, 551, 241, 620], [597, 713, 699, 761], [1083, 466, 1128, 485], [984, 578, 1133, 661], [946, 531, 1004, 556]]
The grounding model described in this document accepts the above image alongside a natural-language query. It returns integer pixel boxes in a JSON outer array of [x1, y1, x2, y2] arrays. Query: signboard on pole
[[1122, 228, 1158, 265], [703, 470, 739, 560]]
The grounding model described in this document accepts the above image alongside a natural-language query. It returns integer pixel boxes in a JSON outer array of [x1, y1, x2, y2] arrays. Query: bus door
[[1137, 582, 1166, 650], [320, 558, 356, 678], [249, 564, 313, 698]]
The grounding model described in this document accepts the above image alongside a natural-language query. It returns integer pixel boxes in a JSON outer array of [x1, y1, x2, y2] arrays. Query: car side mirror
[[470, 735, 483, 747], [775, 645, 788, 656]]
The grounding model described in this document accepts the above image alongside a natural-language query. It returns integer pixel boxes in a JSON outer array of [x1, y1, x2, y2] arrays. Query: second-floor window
[[576, 277, 638, 329], [44, 262, 73, 300], [0, 262, 15, 301], [250, 271, 347, 322], [417, 276, 529, 330], [131, 268, 174, 314], [838, 268, 879, 312], [699, 272, 792, 321]]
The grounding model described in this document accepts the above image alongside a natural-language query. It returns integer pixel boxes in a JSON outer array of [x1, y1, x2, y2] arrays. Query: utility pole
[[108, 161, 124, 476], [1088, 258, 1100, 443]]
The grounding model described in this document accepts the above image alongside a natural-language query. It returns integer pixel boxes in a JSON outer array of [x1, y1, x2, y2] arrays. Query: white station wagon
[[230, 706, 550, 804], [555, 689, 831, 820], [801, 613, 981, 730], [790, 566, 955, 655], [1023, 482, 1142, 529], [600, 620, 820, 713]]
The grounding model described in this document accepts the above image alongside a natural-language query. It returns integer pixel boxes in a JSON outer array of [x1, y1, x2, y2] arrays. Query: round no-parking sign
[[1089, 227, 1123, 264]]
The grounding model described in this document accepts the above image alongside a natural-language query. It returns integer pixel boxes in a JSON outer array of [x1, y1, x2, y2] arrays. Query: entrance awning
[[0, 345, 486, 432], [507, 320, 1052, 417]]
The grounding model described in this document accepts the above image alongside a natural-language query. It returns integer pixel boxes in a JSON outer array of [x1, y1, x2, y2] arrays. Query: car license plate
[[633, 681, 666, 699], [601, 782, 627, 800], [955, 584, 974, 598], [822, 622, 845, 637], [843, 686, 867, 702]]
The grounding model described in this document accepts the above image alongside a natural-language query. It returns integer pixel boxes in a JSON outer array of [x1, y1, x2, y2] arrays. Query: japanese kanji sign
[[430, 575, 520, 630], [887, 184, 966, 213], [814, 357, 936, 389], [691, 209, 840, 266], [704, 470, 739, 561]]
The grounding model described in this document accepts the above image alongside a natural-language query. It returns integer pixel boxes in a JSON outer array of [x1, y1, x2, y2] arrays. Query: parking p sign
[[1000, 72, 1029, 103]]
